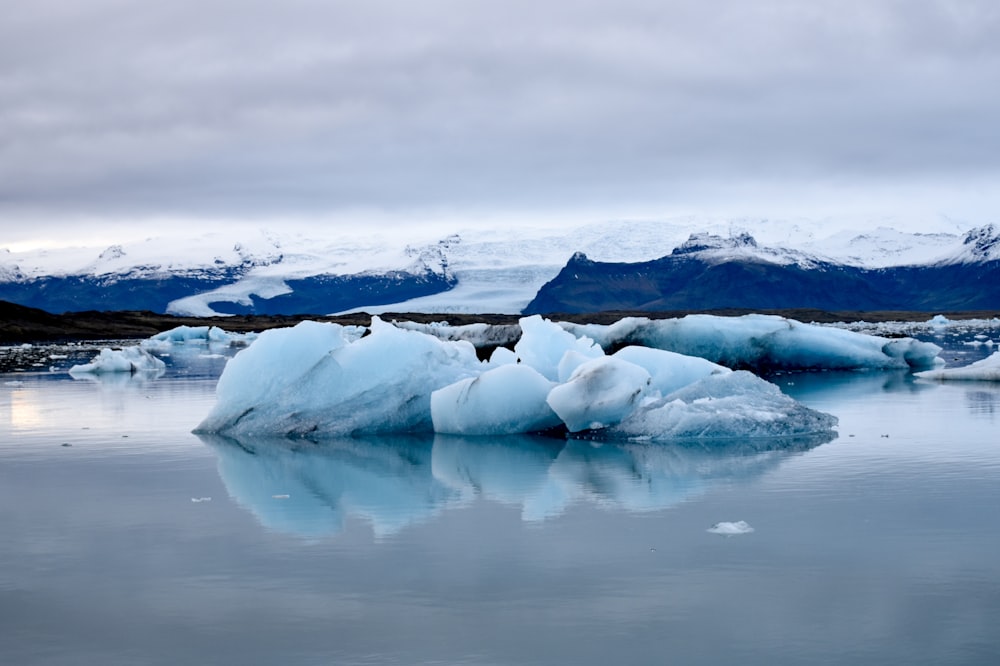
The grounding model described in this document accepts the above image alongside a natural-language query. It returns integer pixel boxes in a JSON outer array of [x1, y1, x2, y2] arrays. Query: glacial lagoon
[[2, 328, 999, 665]]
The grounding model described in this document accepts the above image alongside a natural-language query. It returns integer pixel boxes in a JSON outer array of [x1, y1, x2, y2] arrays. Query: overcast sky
[[2, 0, 999, 245]]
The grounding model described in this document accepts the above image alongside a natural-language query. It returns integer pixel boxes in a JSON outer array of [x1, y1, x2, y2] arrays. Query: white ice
[[68, 346, 166, 375], [546, 357, 651, 432], [561, 314, 942, 371], [708, 520, 755, 535], [611, 345, 730, 395], [914, 351, 1000, 381], [141, 324, 260, 352], [513, 314, 604, 381], [431, 364, 562, 435], [609, 371, 839, 439]]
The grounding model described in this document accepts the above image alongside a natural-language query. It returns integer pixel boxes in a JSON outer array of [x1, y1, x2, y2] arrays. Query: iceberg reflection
[[198, 431, 834, 538]]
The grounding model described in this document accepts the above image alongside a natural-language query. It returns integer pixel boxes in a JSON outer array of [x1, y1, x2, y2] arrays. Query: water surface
[[1, 337, 998, 665]]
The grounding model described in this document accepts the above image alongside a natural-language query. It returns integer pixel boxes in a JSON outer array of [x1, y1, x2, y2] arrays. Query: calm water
[[1, 335, 999, 665]]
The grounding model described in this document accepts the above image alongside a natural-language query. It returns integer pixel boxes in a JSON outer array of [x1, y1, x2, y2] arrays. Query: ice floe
[[914, 351, 1000, 382], [708, 520, 755, 535], [140, 324, 261, 352], [68, 346, 166, 375]]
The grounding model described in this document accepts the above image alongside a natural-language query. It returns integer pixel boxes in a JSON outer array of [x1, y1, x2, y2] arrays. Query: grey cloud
[[1, 0, 999, 220]]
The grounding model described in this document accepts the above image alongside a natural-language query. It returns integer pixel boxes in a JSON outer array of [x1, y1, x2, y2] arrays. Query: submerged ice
[[197, 315, 842, 440]]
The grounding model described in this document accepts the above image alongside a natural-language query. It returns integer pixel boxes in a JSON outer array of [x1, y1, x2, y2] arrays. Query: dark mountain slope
[[525, 249, 1000, 315]]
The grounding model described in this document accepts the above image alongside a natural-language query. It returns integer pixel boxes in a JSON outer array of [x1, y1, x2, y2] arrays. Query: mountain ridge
[[1, 221, 997, 316]]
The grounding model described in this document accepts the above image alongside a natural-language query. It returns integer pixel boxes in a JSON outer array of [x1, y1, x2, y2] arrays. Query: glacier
[[195, 314, 849, 440]]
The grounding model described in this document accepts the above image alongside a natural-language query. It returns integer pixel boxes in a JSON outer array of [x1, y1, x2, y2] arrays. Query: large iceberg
[[560, 314, 942, 371], [914, 351, 1000, 381], [198, 315, 839, 440], [196, 318, 484, 436]]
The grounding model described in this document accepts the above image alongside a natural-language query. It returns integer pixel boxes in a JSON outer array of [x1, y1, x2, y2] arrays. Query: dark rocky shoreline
[[3, 299, 998, 345]]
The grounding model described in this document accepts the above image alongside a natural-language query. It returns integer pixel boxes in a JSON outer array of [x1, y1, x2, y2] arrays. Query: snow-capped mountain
[[525, 226, 1000, 314], [0, 218, 996, 315]]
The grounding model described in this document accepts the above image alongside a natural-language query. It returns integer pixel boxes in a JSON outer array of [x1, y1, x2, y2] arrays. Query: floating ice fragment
[[914, 351, 1000, 381], [926, 314, 951, 328], [191, 497, 212, 503], [68, 346, 166, 375], [708, 520, 754, 535]]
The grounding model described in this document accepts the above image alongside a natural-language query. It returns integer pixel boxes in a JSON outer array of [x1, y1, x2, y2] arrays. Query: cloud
[[1, 0, 999, 228]]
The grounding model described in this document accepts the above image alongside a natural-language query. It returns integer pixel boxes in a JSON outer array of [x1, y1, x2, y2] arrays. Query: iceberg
[[914, 351, 1000, 381], [560, 314, 942, 371], [197, 315, 839, 440], [68, 346, 166, 375], [196, 317, 484, 437], [140, 324, 262, 352]]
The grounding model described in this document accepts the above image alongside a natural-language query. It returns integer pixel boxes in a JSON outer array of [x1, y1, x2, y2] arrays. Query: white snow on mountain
[[2, 216, 996, 315]]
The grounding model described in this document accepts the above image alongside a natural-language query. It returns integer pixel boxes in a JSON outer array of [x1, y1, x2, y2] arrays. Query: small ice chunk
[[68, 347, 166, 375], [708, 520, 754, 535], [546, 356, 651, 432]]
